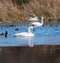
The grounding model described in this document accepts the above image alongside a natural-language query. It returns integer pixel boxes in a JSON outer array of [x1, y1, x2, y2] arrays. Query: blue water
[[0, 24, 60, 46]]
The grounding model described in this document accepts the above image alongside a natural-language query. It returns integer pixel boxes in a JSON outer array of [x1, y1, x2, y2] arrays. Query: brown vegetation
[[0, 0, 60, 23]]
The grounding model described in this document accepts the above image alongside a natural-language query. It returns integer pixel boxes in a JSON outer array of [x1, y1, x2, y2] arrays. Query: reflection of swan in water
[[30, 17, 44, 26], [14, 26, 34, 37], [23, 37, 34, 47], [28, 37, 34, 47], [16, 37, 34, 47], [28, 42, 34, 47]]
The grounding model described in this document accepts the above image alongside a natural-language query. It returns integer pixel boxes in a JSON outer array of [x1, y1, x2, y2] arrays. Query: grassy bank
[[0, 0, 60, 23]]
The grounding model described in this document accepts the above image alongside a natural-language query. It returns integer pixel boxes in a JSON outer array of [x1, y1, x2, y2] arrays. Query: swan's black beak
[[33, 28, 35, 31]]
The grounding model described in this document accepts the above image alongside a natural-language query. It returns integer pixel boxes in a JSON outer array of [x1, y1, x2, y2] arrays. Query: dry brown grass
[[0, 0, 60, 22]]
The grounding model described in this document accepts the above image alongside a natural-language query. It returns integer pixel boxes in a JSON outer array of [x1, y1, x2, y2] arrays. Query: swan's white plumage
[[14, 26, 34, 37], [14, 32, 34, 37], [31, 22, 43, 26], [29, 16, 39, 21], [28, 14, 44, 26], [30, 17, 44, 26]]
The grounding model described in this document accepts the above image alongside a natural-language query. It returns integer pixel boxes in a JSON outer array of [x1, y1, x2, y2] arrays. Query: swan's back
[[14, 32, 34, 37], [29, 16, 39, 21], [31, 22, 43, 26]]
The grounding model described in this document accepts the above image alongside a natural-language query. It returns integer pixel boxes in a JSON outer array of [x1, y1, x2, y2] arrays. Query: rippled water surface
[[0, 24, 60, 46]]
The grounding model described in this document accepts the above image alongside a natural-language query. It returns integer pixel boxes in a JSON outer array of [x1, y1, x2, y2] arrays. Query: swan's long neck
[[28, 26, 33, 34], [40, 18, 43, 25]]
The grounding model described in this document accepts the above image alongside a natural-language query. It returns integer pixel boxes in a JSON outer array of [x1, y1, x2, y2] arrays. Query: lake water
[[0, 24, 60, 46]]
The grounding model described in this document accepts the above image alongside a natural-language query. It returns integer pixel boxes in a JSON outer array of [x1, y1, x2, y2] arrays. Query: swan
[[29, 16, 39, 21], [14, 26, 34, 37], [30, 17, 44, 26]]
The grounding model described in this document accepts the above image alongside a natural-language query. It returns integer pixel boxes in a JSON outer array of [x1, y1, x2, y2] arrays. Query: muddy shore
[[0, 45, 60, 63], [0, 20, 60, 27], [44, 19, 60, 26]]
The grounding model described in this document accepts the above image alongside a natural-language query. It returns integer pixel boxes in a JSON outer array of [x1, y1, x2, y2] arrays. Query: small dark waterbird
[[5, 31, 8, 38], [15, 28, 19, 31]]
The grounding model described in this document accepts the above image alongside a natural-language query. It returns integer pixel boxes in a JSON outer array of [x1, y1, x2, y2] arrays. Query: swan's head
[[30, 26, 34, 29], [29, 25, 35, 31]]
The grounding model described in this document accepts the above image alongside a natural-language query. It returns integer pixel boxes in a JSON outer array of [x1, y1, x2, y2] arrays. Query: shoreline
[[0, 45, 60, 63], [0, 20, 60, 27]]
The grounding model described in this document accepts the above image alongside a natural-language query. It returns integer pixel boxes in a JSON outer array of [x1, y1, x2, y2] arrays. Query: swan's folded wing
[[14, 32, 27, 37], [14, 32, 34, 37]]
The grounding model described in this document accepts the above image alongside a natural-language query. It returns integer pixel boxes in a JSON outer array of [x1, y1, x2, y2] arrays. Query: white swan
[[14, 26, 34, 37], [30, 17, 44, 26], [29, 15, 39, 21]]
